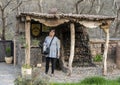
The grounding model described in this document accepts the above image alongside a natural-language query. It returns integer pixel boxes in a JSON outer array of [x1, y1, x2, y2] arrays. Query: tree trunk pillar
[[25, 16, 31, 65], [68, 23, 75, 76], [100, 23, 110, 76]]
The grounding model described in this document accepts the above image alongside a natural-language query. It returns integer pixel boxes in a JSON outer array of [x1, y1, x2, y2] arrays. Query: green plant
[[14, 76, 32, 85], [117, 77, 120, 83], [5, 47, 11, 56], [14, 75, 50, 85], [14, 76, 120, 85], [19, 35, 25, 44], [80, 76, 106, 85], [22, 64, 31, 69], [93, 54, 103, 62], [31, 39, 39, 46], [34, 76, 49, 85]]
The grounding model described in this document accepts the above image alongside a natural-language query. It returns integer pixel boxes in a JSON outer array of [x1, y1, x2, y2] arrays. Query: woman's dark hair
[[49, 28, 55, 32]]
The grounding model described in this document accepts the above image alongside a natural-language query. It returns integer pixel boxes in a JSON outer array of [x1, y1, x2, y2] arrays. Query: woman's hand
[[57, 52, 60, 59]]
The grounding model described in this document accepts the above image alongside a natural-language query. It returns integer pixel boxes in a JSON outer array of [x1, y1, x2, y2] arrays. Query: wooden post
[[25, 16, 31, 65], [14, 38, 16, 66], [68, 23, 75, 76], [100, 23, 110, 75]]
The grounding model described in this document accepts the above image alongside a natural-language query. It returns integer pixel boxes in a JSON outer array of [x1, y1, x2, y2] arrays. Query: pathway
[[0, 63, 20, 85]]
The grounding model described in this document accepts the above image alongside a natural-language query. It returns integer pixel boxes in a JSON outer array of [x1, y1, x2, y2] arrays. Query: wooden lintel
[[25, 20, 31, 65]]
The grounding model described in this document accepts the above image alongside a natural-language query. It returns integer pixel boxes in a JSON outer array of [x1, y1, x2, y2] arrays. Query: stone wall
[[116, 42, 120, 68], [17, 46, 42, 66], [90, 39, 120, 62], [16, 39, 120, 67]]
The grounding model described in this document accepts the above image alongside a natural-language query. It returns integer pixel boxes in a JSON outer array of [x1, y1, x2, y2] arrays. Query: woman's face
[[49, 30, 55, 36]]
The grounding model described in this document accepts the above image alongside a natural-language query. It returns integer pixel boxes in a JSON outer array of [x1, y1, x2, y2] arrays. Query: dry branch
[[0, 0, 22, 40], [5, 22, 12, 28], [0, 2, 2, 10], [97, 3, 104, 14], [3, 0, 13, 10], [11, 1, 22, 12], [5, 1, 22, 18], [79, 7, 85, 14], [75, 0, 84, 14], [112, 1, 120, 37], [38, 0, 43, 12], [87, 0, 95, 13]]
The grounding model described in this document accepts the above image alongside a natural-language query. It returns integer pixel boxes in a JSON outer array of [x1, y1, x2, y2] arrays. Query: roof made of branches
[[20, 12, 116, 21]]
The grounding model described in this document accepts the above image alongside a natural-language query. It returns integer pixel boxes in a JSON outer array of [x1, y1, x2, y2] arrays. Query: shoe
[[43, 73, 48, 76], [50, 74, 54, 77]]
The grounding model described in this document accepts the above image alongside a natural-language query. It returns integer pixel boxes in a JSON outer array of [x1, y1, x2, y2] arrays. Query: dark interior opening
[[30, 20, 93, 67]]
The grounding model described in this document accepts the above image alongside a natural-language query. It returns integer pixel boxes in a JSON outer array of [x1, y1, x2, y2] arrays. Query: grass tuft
[[80, 76, 106, 85]]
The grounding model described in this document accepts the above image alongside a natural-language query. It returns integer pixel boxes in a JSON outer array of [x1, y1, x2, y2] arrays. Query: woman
[[43, 29, 60, 76]]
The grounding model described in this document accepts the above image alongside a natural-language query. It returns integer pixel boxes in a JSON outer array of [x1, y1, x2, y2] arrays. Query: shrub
[[106, 79, 120, 85], [14, 76, 32, 85], [33, 76, 50, 85], [80, 76, 106, 85], [22, 64, 31, 69], [117, 77, 120, 83], [14, 75, 50, 85], [93, 54, 103, 62], [5, 47, 11, 56]]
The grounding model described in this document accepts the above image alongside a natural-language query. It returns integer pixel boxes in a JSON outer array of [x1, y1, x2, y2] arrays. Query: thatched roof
[[20, 12, 115, 21], [18, 12, 116, 27]]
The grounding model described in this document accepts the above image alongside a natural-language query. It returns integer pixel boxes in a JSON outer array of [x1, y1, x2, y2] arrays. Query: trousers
[[45, 57, 56, 74]]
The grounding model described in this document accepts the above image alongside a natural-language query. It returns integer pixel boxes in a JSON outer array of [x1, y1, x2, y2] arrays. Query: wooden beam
[[100, 22, 110, 75], [25, 18, 31, 65], [68, 23, 75, 76]]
